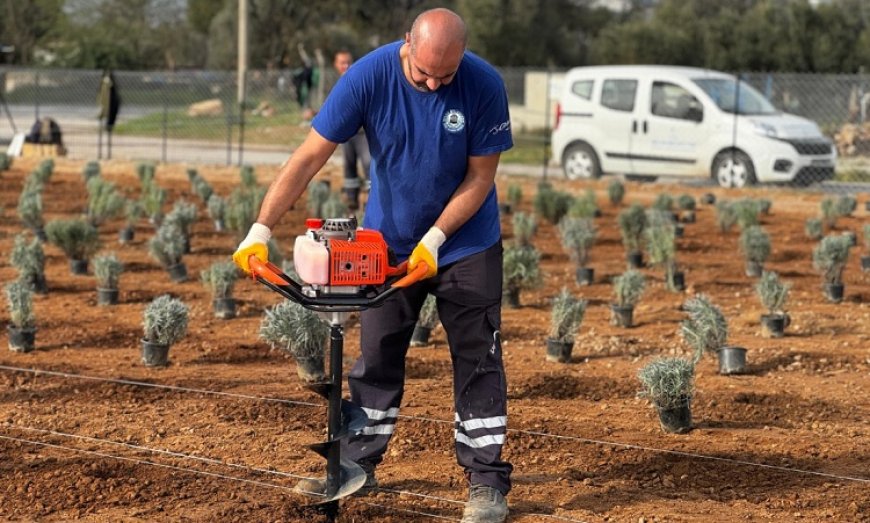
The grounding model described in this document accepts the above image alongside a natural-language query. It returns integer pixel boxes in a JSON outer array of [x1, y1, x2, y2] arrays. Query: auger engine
[[293, 217, 393, 295]]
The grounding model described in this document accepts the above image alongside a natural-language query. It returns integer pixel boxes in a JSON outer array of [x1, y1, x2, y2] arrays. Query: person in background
[[333, 50, 371, 210], [233, 8, 512, 523]]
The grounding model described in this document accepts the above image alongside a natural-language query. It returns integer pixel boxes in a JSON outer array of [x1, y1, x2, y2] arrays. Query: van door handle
[[632, 121, 638, 134], [643, 121, 648, 133]]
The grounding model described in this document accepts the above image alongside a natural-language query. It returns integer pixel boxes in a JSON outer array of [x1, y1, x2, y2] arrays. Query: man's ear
[[404, 32, 411, 45]]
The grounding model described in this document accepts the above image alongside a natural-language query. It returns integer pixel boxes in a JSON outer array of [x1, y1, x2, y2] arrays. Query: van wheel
[[562, 143, 600, 180], [713, 150, 756, 188]]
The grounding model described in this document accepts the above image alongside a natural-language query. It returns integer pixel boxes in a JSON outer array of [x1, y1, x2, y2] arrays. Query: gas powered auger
[[247, 217, 427, 520]]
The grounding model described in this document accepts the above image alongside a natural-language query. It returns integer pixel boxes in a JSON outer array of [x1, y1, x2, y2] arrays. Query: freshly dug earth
[[0, 158, 868, 522]]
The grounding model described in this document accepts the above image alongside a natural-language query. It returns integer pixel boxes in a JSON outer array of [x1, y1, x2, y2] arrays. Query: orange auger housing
[[326, 229, 389, 286]]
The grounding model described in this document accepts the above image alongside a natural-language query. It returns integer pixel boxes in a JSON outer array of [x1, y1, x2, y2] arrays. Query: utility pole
[[237, 0, 248, 166], [237, 0, 248, 107]]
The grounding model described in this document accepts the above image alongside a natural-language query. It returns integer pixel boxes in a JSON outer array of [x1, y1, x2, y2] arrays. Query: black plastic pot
[[717, 346, 747, 375], [656, 399, 692, 434], [701, 193, 716, 205], [674, 224, 685, 238], [545, 338, 573, 363], [823, 282, 844, 303], [295, 354, 326, 383], [862, 255, 870, 272], [7, 325, 36, 353], [31, 226, 47, 243], [576, 267, 595, 286], [670, 271, 686, 292], [504, 288, 521, 309], [118, 225, 135, 244], [167, 262, 188, 283], [680, 211, 696, 224], [842, 231, 857, 247], [760, 313, 786, 338], [70, 259, 89, 275], [29, 273, 48, 295], [409, 325, 432, 347], [626, 251, 644, 269], [610, 304, 635, 328], [97, 287, 119, 306], [141, 339, 170, 367], [212, 297, 237, 319], [745, 260, 763, 278], [498, 203, 512, 215]]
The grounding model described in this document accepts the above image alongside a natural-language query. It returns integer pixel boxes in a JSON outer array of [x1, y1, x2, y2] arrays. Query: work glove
[[408, 226, 446, 279], [232, 223, 271, 274]]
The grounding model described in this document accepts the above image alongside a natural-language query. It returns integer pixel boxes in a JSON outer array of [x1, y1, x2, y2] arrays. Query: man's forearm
[[433, 153, 501, 237]]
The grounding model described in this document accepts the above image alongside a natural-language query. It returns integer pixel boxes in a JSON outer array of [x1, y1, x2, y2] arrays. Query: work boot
[[352, 460, 378, 496], [460, 484, 508, 523], [293, 470, 377, 499]]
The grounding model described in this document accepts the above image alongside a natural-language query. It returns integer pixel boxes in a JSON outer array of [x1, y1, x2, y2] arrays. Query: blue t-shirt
[[312, 42, 513, 266]]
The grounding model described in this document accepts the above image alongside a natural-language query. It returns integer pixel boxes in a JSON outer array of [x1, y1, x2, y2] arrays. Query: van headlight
[[751, 121, 778, 138]]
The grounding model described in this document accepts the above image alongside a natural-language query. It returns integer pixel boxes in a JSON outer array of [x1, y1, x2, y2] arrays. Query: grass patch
[[116, 112, 553, 164], [834, 168, 870, 182], [115, 110, 309, 146], [503, 132, 550, 165]]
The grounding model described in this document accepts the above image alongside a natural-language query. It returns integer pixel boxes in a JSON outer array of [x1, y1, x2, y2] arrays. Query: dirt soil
[[1, 158, 868, 523]]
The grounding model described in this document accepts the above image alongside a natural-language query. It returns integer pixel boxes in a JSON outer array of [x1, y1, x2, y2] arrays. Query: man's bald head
[[409, 8, 467, 57], [403, 8, 467, 92]]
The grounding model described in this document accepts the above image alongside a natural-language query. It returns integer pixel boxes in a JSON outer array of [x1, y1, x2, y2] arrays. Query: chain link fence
[[1, 66, 869, 191]]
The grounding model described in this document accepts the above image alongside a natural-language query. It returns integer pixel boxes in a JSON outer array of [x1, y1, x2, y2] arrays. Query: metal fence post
[[162, 89, 168, 164], [34, 71, 40, 121], [238, 71, 246, 167], [226, 101, 233, 166]]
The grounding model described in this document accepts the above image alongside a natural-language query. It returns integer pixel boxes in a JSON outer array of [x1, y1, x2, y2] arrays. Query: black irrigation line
[[1, 364, 868, 486], [0, 431, 464, 522], [0, 425, 590, 523]]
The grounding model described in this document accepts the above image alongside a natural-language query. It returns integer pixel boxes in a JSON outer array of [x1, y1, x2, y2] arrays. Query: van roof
[[565, 65, 734, 81]]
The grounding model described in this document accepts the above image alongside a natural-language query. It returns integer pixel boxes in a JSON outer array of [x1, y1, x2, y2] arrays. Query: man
[[233, 8, 512, 523], [332, 50, 371, 210]]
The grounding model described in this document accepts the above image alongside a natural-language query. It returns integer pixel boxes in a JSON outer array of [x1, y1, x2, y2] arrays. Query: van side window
[[651, 81, 703, 122], [571, 80, 594, 100], [600, 79, 637, 112]]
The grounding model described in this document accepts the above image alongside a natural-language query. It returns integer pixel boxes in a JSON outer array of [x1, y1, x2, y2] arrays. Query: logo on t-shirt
[[442, 109, 466, 133]]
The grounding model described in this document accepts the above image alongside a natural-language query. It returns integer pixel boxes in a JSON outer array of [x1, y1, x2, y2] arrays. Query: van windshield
[[692, 78, 778, 115]]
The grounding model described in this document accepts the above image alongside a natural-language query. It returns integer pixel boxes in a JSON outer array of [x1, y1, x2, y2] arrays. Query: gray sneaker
[[461, 484, 508, 523]]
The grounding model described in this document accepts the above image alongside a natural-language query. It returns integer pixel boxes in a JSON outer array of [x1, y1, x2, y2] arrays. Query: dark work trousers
[[341, 131, 370, 191], [343, 241, 513, 495]]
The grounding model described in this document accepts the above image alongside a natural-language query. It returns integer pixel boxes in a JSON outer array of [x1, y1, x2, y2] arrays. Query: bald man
[[233, 9, 512, 522]]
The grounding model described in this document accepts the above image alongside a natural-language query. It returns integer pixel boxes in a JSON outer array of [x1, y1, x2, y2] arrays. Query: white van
[[551, 65, 836, 187]]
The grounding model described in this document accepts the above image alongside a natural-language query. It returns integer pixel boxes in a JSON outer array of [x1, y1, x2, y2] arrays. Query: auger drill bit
[[294, 322, 368, 520]]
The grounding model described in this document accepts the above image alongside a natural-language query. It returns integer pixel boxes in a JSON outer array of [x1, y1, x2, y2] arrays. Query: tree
[[1, 0, 65, 65]]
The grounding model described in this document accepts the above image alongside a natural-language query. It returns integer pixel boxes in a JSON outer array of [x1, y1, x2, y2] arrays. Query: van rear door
[[629, 78, 706, 177]]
